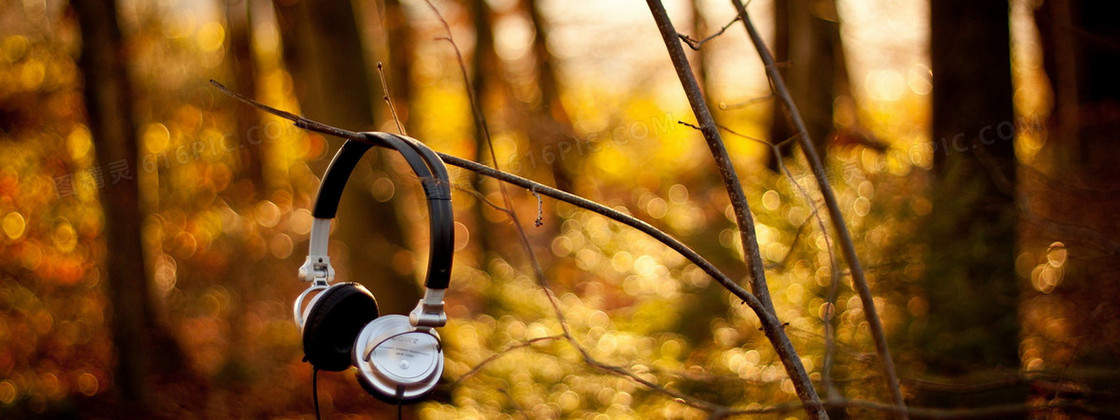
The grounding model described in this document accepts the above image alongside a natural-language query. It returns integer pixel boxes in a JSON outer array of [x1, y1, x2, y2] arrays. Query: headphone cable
[[312, 367, 322, 420]]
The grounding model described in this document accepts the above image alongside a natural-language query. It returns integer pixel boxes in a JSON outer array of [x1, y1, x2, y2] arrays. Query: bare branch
[[645, 2, 824, 418], [676, 120, 766, 147], [209, 79, 364, 141], [422, 0, 569, 341], [709, 121, 842, 399], [450, 335, 565, 387], [767, 218, 810, 271], [728, 0, 906, 416], [678, 15, 741, 50], [719, 93, 773, 110], [530, 187, 544, 227], [210, 78, 808, 415], [419, 10, 729, 410], [650, 5, 775, 314], [212, 77, 765, 311], [575, 349, 724, 413], [376, 62, 407, 135], [422, 0, 540, 271]]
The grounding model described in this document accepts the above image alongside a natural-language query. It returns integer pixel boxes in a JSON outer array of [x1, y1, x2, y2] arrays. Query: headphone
[[293, 132, 453, 402]]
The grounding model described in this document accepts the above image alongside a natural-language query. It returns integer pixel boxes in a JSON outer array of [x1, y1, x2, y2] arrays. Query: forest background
[[1, 0, 1117, 418]]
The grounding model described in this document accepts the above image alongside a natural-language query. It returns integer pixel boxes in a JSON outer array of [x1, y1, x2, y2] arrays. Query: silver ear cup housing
[[353, 315, 443, 401]]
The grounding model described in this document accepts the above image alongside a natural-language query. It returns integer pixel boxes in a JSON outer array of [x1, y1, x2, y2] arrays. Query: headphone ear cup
[[353, 315, 444, 402], [302, 283, 379, 371]]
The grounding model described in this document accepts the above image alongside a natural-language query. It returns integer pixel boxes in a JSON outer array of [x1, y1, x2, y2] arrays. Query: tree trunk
[[1021, 0, 1120, 413], [273, 0, 420, 314], [73, 0, 189, 408], [768, 0, 839, 171], [922, 0, 1022, 407]]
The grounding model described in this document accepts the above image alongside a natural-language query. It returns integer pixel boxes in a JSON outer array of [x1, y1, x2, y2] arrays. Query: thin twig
[[531, 187, 544, 227], [422, 0, 558, 309], [422, 0, 538, 265], [424, 2, 489, 145], [769, 145, 841, 404], [423, 6, 735, 413], [728, 0, 906, 416], [657, 38, 776, 315], [377, 62, 407, 135], [422, 5, 741, 411], [419, 5, 736, 413], [768, 218, 810, 271], [645, 2, 824, 418], [450, 335, 564, 387], [497, 388, 529, 414], [719, 93, 772, 110], [678, 15, 741, 50], [576, 348, 723, 412]]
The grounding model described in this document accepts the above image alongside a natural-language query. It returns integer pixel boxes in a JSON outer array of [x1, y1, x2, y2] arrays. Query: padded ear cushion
[[302, 283, 379, 371]]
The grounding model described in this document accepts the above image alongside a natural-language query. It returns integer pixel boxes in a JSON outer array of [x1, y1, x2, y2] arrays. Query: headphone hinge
[[409, 288, 447, 328], [299, 255, 334, 284]]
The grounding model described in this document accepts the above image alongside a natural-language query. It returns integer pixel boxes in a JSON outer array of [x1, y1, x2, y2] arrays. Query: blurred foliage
[[0, 0, 1077, 418]]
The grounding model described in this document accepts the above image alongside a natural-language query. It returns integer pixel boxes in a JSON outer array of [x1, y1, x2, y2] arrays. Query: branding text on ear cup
[[373, 333, 439, 379]]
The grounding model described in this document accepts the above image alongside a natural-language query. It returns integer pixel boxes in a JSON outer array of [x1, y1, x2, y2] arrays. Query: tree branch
[[211, 78, 770, 305], [728, 0, 906, 417], [211, 77, 832, 416], [376, 62, 407, 135], [678, 15, 741, 50], [211, 76, 780, 315], [713, 122, 844, 402], [644, 2, 825, 418], [450, 335, 565, 387], [211, 76, 847, 413]]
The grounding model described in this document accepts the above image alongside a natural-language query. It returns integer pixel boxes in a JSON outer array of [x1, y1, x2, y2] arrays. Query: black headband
[[311, 132, 454, 289]]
